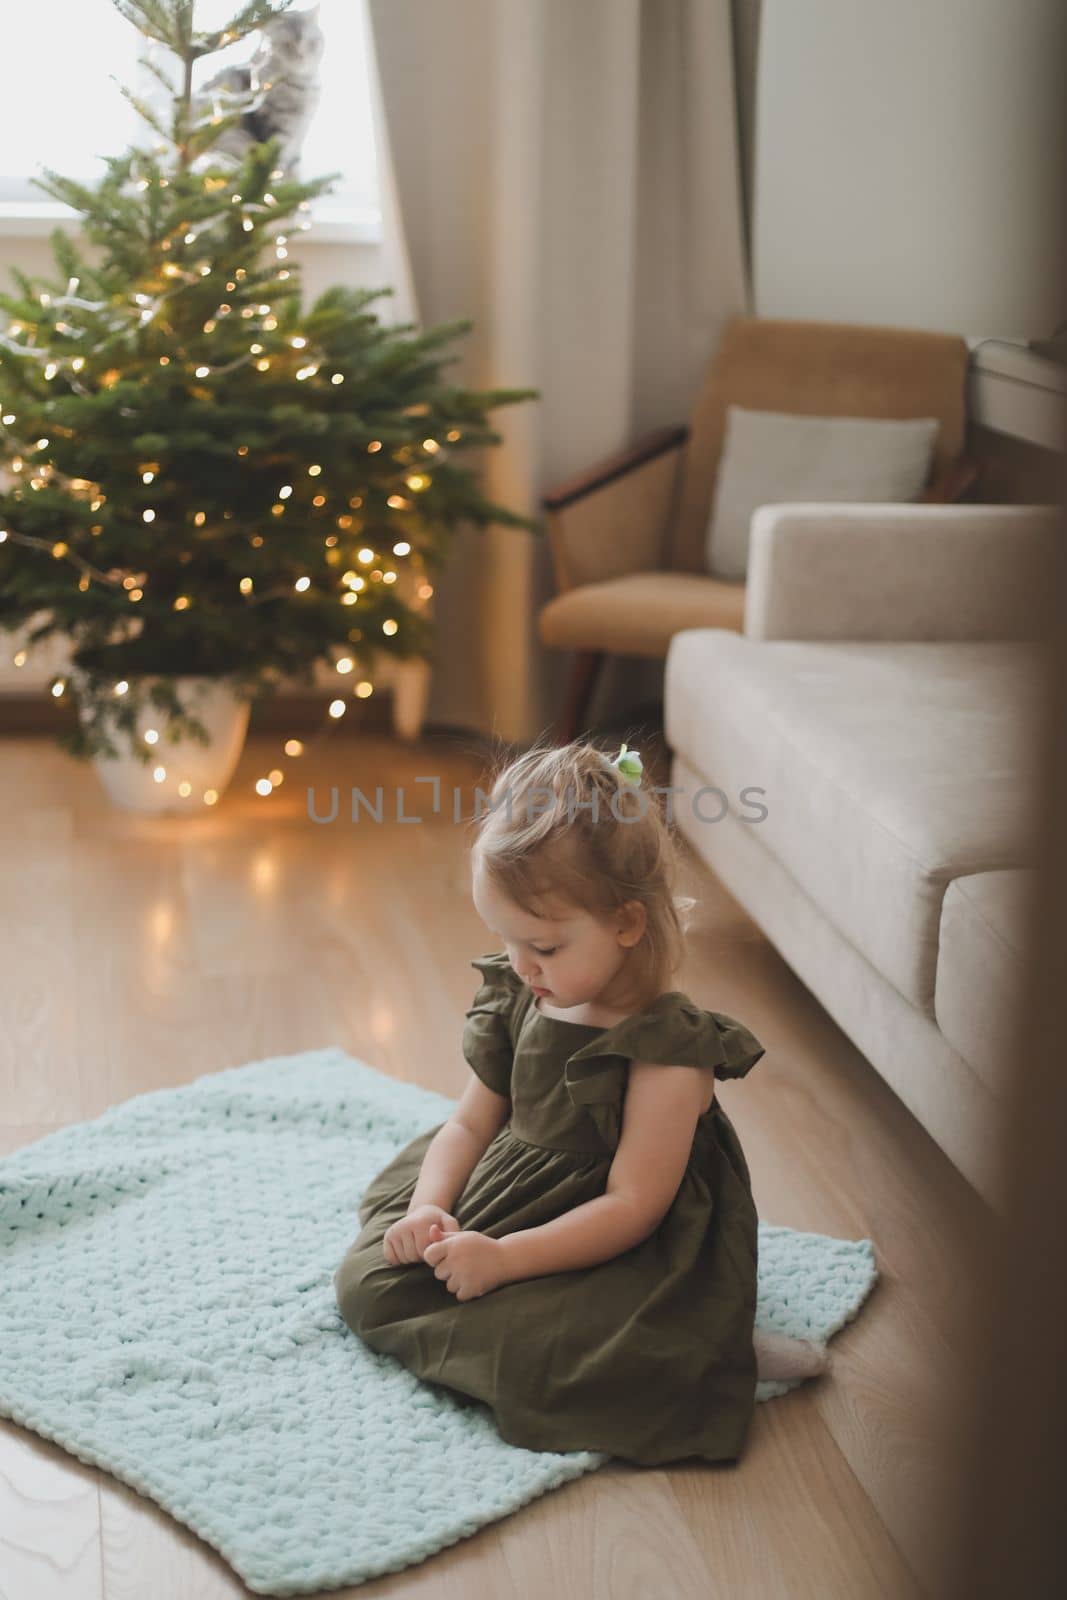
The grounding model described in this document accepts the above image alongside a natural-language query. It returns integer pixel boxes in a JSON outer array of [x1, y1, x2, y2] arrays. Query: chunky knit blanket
[[0, 1048, 878, 1596]]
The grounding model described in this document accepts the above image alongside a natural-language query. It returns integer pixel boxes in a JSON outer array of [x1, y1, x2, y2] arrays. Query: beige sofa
[[663, 502, 1058, 1211]]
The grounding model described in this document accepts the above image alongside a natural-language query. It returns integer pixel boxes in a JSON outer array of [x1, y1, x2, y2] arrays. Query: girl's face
[[472, 861, 645, 1011]]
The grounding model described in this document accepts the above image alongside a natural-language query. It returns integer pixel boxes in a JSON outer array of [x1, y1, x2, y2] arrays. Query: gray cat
[[195, 6, 325, 176]]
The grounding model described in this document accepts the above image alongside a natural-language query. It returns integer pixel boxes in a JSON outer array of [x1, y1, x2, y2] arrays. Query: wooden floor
[[0, 728, 987, 1600]]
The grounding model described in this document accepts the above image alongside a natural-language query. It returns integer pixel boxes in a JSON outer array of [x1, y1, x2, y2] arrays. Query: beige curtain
[[367, 0, 750, 745], [358, 0, 419, 328]]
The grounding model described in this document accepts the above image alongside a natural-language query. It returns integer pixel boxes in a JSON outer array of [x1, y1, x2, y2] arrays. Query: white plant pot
[[78, 674, 251, 815]]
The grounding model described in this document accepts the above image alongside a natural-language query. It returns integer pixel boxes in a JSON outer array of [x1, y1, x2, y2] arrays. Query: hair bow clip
[[610, 742, 643, 785]]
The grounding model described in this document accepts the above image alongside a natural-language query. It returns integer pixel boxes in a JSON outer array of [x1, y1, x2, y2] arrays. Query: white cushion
[[663, 630, 1043, 1012], [705, 407, 940, 579], [936, 870, 1034, 1099]]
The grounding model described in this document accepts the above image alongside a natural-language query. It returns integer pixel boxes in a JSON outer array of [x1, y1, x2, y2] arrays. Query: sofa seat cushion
[[936, 870, 1034, 1100], [538, 572, 746, 658], [664, 631, 1043, 1012]]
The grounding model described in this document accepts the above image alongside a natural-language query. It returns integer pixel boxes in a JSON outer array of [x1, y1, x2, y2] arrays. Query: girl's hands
[[383, 1204, 460, 1265], [422, 1222, 507, 1301]]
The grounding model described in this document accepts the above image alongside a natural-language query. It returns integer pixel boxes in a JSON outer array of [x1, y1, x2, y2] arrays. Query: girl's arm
[[495, 1062, 709, 1282], [407, 1072, 510, 1215]]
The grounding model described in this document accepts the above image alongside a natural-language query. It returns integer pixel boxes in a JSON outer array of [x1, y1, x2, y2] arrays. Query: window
[[0, 0, 380, 241]]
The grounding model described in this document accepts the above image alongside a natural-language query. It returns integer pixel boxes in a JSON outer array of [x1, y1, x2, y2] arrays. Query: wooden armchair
[[538, 315, 977, 742]]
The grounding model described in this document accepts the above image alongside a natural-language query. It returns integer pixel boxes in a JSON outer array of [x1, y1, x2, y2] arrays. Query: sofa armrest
[[542, 426, 688, 590], [743, 502, 1060, 642]]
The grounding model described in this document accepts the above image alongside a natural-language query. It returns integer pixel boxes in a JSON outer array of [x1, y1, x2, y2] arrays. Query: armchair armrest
[[542, 425, 688, 511], [743, 502, 1060, 642], [542, 425, 688, 590]]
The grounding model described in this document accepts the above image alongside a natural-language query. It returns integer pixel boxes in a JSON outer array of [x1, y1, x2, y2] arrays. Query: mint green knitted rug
[[0, 1048, 878, 1596]]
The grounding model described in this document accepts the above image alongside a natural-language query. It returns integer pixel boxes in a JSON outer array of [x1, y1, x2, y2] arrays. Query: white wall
[[753, 0, 1066, 339]]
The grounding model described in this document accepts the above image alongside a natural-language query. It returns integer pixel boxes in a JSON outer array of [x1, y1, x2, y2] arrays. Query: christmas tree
[[0, 0, 536, 762]]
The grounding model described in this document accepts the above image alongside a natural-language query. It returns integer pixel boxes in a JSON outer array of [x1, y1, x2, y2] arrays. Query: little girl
[[334, 737, 828, 1466]]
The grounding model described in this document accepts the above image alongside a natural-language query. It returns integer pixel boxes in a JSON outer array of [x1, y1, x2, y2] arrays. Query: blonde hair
[[469, 734, 696, 1008]]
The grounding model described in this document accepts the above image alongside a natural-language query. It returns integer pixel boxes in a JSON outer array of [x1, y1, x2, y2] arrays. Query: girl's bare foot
[[754, 1327, 831, 1381]]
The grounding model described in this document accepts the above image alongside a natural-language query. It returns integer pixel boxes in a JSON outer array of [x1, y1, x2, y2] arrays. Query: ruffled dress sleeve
[[461, 952, 524, 1098], [563, 994, 765, 1149]]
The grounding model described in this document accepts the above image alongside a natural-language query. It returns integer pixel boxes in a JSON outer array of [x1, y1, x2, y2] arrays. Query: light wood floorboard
[[0, 730, 980, 1598]]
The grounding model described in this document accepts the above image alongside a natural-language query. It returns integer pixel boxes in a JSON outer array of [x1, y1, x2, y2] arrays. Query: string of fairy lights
[[0, 151, 461, 807]]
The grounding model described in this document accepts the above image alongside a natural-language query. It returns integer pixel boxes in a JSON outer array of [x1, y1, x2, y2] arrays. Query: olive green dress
[[333, 952, 766, 1467]]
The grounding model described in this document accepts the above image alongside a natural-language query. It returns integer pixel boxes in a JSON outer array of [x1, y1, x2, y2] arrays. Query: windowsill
[[965, 335, 1067, 393], [0, 199, 383, 246], [965, 335, 1066, 451]]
